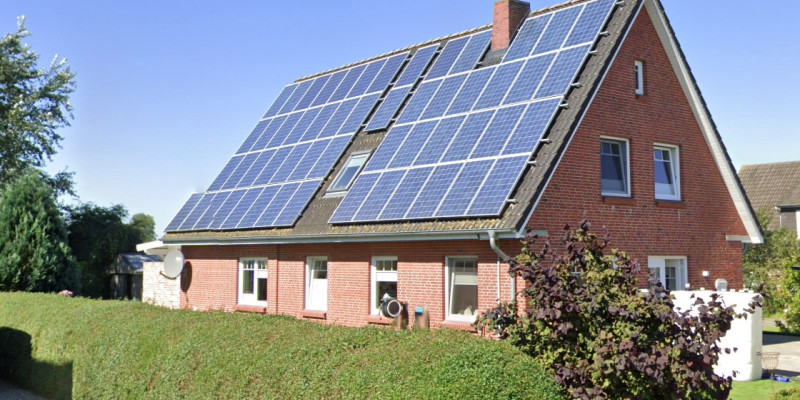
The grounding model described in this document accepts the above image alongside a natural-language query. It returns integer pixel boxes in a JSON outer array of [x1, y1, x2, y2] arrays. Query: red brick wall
[[492, 0, 531, 51], [174, 8, 748, 327], [527, 7, 747, 289], [179, 240, 516, 328]]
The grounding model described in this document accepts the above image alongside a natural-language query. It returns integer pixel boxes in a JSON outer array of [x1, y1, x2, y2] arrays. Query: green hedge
[[0, 293, 562, 399]]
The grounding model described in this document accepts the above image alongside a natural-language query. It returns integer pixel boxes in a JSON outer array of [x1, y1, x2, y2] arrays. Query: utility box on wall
[[671, 290, 763, 381]]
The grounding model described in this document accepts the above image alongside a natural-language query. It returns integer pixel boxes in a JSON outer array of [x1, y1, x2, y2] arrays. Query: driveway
[[763, 333, 800, 377]]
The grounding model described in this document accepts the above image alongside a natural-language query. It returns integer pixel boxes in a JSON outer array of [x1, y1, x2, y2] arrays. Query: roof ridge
[[740, 160, 800, 169], [295, 24, 491, 83], [295, 0, 594, 83]]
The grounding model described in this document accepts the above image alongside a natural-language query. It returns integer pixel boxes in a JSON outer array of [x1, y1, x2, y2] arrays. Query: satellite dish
[[162, 250, 185, 279]]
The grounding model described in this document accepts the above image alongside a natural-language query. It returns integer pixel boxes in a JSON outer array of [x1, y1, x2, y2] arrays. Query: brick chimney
[[491, 0, 531, 52]]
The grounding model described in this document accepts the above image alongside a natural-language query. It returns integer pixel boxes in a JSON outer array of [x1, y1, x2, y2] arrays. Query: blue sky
[[1, 1, 797, 235]]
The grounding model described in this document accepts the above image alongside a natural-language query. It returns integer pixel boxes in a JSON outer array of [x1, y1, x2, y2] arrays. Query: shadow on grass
[[0, 327, 72, 400]]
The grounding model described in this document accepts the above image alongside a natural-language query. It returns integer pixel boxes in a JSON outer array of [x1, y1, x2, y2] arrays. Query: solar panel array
[[330, 0, 615, 224], [166, 51, 416, 232], [365, 45, 439, 132]]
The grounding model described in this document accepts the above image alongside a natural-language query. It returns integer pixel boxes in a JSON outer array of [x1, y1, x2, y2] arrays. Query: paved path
[[0, 380, 44, 400], [763, 333, 800, 378]]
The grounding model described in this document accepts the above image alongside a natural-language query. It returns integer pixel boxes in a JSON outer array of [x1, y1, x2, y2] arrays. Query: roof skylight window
[[329, 152, 370, 192]]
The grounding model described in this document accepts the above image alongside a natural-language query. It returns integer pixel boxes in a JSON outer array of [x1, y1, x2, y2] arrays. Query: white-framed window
[[648, 256, 687, 291], [445, 257, 478, 322], [653, 144, 680, 201], [370, 256, 398, 315], [305, 257, 328, 311], [634, 60, 644, 95], [328, 152, 370, 192], [600, 138, 630, 197], [238, 258, 268, 306]]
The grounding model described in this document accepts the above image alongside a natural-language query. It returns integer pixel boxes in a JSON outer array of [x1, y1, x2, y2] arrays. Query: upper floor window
[[601, 138, 630, 197], [329, 152, 370, 192], [654, 145, 680, 201], [445, 257, 478, 322], [634, 60, 644, 95], [239, 258, 267, 306], [371, 257, 398, 315]]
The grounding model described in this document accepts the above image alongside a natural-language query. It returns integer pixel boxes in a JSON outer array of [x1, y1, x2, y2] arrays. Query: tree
[[477, 222, 760, 399], [128, 213, 156, 242], [0, 16, 76, 189], [65, 205, 155, 298], [0, 169, 77, 292], [743, 208, 800, 315]]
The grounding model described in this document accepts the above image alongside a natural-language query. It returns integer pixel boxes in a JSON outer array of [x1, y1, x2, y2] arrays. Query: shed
[[109, 253, 163, 300]]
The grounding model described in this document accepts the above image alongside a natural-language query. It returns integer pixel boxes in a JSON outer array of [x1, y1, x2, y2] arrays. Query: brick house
[[739, 161, 800, 235], [157, 0, 762, 329]]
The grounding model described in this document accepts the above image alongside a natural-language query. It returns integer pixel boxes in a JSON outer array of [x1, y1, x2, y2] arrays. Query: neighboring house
[[158, 0, 762, 328], [109, 253, 163, 300], [739, 161, 800, 235]]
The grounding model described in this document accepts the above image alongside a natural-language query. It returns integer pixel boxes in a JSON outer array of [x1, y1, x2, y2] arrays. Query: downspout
[[275, 244, 280, 315], [487, 231, 514, 303]]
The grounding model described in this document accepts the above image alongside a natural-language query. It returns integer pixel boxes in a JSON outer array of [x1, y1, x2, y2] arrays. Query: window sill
[[602, 196, 635, 206], [655, 199, 684, 209], [235, 305, 267, 314], [302, 309, 327, 320], [441, 320, 477, 332], [365, 314, 393, 325]]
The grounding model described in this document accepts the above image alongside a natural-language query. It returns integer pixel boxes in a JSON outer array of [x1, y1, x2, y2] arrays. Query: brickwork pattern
[[527, 7, 747, 289], [492, 0, 531, 51]]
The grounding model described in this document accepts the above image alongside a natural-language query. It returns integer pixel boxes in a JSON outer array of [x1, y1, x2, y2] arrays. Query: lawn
[[0, 292, 562, 400], [730, 378, 800, 400]]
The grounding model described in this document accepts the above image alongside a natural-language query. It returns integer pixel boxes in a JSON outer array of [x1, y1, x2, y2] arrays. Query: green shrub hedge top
[[0, 292, 562, 399]]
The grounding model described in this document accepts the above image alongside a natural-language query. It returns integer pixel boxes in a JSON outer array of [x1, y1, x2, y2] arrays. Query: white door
[[306, 257, 328, 311]]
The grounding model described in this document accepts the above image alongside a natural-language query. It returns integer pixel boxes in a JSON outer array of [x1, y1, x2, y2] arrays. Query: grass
[[0, 292, 562, 400], [730, 379, 800, 400]]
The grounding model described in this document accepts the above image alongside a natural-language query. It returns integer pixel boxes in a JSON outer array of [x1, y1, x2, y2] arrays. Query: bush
[[743, 208, 800, 315], [477, 221, 761, 400], [0, 292, 562, 400], [777, 266, 800, 333]]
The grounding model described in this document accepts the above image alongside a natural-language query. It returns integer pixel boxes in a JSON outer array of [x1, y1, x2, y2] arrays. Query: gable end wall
[[527, 6, 747, 288]]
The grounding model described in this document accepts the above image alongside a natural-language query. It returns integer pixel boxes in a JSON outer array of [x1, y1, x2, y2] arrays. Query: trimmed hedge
[[0, 293, 562, 399]]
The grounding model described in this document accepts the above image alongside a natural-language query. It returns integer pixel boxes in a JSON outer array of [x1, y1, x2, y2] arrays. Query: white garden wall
[[672, 290, 762, 381]]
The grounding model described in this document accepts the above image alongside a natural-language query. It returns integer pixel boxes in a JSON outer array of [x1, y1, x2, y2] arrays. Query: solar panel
[[425, 36, 469, 80], [168, 50, 413, 232], [165, 193, 203, 232], [330, 0, 615, 224], [503, 14, 552, 62], [420, 74, 467, 120], [396, 80, 441, 124], [449, 30, 491, 75], [365, 85, 412, 132], [394, 45, 438, 87], [263, 84, 297, 118]]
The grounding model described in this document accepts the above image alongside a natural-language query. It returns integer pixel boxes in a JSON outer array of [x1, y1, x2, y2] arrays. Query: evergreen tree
[[0, 169, 77, 292]]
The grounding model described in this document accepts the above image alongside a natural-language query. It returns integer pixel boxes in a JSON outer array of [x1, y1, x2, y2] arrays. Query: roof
[[109, 253, 163, 274], [162, 0, 762, 245], [739, 161, 800, 227]]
